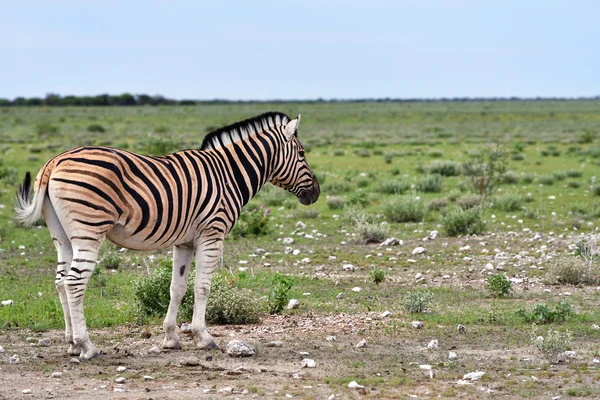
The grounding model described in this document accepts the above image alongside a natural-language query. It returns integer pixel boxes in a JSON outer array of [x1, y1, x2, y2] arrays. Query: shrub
[[355, 221, 389, 243], [377, 180, 408, 195], [371, 269, 385, 285], [356, 148, 372, 157], [258, 184, 289, 206], [322, 181, 352, 194], [564, 169, 583, 178], [36, 122, 60, 137], [579, 129, 595, 144], [100, 249, 124, 270], [502, 170, 520, 184], [538, 175, 555, 186], [231, 206, 272, 237], [384, 154, 393, 164], [428, 150, 444, 158], [516, 302, 574, 324], [391, 168, 401, 176], [137, 134, 181, 155], [493, 193, 524, 212], [426, 160, 461, 176], [348, 190, 371, 207], [532, 327, 573, 363], [343, 205, 370, 225], [552, 171, 566, 181], [462, 145, 508, 198], [295, 209, 320, 219], [205, 272, 261, 324], [574, 235, 600, 263], [567, 180, 581, 188], [447, 189, 462, 202], [332, 149, 345, 156], [486, 274, 511, 298], [456, 194, 482, 210], [87, 123, 106, 133], [403, 290, 434, 313], [356, 177, 370, 188], [154, 125, 169, 134], [0, 164, 19, 186], [383, 195, 425, 223], [427, 197, 448, 211], [267, 272, 294, 314], [593, 185, 600, 197], [441, 207, 486, 236], [326, 196, 346, 210], [547, 256, 596, 285], [416, 174, 443, 193], [511, 153, 525, 161], [521, 173, 535, 184]]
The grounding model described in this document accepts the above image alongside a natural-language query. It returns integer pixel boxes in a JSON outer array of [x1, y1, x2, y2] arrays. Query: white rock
[[226, 340, 255, 357], [143, 375, 154, 380], [22, 389, 32, 394], [381, 237, 403, 246], [419, 364, 432, 370], [592, 324, 600, 331], [218, 387, 233, 394], [115, 377, 127, 383], [463, 371, 485, 381], [282, 238, 294, 245], [351, 287, 362, 292], [336, 292, 344, 299], [459, 245, 471, 251], [296, 221, 307, 229], [148, 346, 161, 354], [562, 350, 577, 360], [301, 358, 316, 368], [326, 336, 336, 342], [342, 264, 356, 271], [117, 366, 126, 373], [50, 372, 62, 378], [9, 354, 19, 364], [412, 321, 424, 329], [427, 339, 439, 350], [38, 338, 51, 347], [284, 247, 293, 254], [347, 381, 364, 389], [70, 358, 80, 364], [265, 341, 283, 347], [1, 299, 14, 306], [509, 277, 524, 284], [407, 259, 417, 263], [0, 345, 4, 353], [485, 263, 494, 270], [301, 257, 310, 263], [180, 323, 192, 333], [355, 339, 367, 348], [380, 310, 392, 318], [457, 324, 466, 333], [412, 247, 426, 255], [328, 395, 336, 400], [292, 249, 301, 255], [287, 299, 300, 309], [448, 352, 458, 360]]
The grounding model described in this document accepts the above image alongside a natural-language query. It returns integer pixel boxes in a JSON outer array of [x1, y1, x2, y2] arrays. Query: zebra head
[[271, 114, 320, 206]]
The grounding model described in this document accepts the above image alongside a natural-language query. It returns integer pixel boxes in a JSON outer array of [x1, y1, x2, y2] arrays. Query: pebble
[[381, 237, 403, 246], [351, 287, 362, 292], [9, 354, 19, 364], [1, 299, 14, 306], [70, 358, 80, 364], [180, 323, 192, 333], [342, 264, 356, 271], [348, 381, 364, 389], [592, 324, 600, 331], [0, 345, 4, 353], [355, 339, 368, 348], [326, 336, 336, 341], [218, 387, 233, 394], [143, 375, 154, 381], [50, 372, 62, 378], [115, 377, 127, 383], [463, 371, 485, 381], [380, 310, 392, 318], [26, 337, 36, 343], [449, 351, 458, 360], [292, 249, 301, 256], [38, 338, 51, 347], [301, 358, 317, 368], [457, 324, 466, 333], [427, 339, 439, 351], [148, 346, 161, 354], [336, 292, 344, 300], [287, 299, 300, 309], [295, 221, 307, 229], [226, 340, 255, 357], [419, 364, 432, 370], [265, 341, 283, 347], [412, 321, 424, 329], [117, 366, 126, 373], [283, 237, 295, 245], [22, 389, 32, 394], [412, 246, 426, 255], [114, 388, 125, 392], [180, 356, 201, 366]]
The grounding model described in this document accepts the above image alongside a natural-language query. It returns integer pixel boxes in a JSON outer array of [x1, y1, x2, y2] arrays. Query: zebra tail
[[14, 172, 44, 227]]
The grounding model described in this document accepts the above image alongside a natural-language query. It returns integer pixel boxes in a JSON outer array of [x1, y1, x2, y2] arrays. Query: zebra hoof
[[197, 338, 219, 350], [67, 344, 81, 356], [160, 337, 181, 350], [79, 348, 99, 360]]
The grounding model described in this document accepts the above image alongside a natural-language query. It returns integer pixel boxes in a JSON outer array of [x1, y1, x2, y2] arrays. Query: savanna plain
[[1, 101, 600, 399]]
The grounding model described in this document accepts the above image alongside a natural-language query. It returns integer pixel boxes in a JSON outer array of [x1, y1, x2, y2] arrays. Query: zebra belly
[[106, 224, 194, 251]]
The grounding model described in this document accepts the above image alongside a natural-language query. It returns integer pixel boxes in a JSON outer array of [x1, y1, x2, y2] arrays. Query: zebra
[[14, 111, 320, 359]]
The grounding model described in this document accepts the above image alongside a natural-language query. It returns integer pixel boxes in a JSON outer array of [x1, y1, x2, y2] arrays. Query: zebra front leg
[[161, 244, 195, 350], [191, 233, 224, 350], [64, 244, 102, 360]]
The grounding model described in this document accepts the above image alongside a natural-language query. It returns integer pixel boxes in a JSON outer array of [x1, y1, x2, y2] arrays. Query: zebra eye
[[298, 151, 305, 158]]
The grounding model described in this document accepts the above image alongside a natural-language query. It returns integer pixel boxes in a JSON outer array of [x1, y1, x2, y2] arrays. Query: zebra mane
[[200, 111, 291, 151]]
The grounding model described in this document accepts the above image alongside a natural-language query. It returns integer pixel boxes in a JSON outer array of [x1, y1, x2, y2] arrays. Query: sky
[[1, 0, 599, 100]]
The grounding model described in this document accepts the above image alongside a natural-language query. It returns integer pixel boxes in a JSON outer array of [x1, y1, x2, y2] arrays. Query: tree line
[[0, 93, 598, 107]]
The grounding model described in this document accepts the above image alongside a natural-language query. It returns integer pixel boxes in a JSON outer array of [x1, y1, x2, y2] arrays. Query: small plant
[[326, 196, 346, 210], [231, 205, 272, 237], [258, 184, 290, 206], [547, 255, 596, 285], [356, 148, 372, 157], [383, 194, 425, 223], [567, 180, 581, 188], [416, 174, 443, 193], [332, 149, 345, 156], [100, 249, 124, 270], [377, 180, 408, 195], [502, 170, 520, 184], [579, 129, 595, 144], [348, 190, 371, 207], [441, 207, 486, 236], [462, 145, 508, 198], [538, 175, 555, 185], [552, 170, 566, 181], [36, 122, 60, 138], [322, 181, 352, 194], [427, 197, 448, 211], [516, 302, 574, 324], [564, 169, 583, 178], [87, 123, 106, 133], [486, 274, 512, 298], [456, 194, 482, 210], [370, 268, 385, 285], [295, 208, 320, 219], [268, 272, 294, 314], [493, 192, 524, 212], [137, 134, 181, 155], [403, 290, 434, 313], [356, 177, 371, 188], [521, 173, 535, 184], [425, 160, 461, 176], [355, 221, 389, 243], [531, 327, 573, 363], [342, 205, 371, 225]]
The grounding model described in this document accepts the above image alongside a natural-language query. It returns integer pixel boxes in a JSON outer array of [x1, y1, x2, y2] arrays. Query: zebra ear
[[283, 114, 301, 141]]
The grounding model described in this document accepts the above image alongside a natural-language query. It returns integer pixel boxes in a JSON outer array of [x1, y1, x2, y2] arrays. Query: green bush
[[36, 122, 60, 137], [486, 274, 511, 298], [332, 149, 345, 156], [416, 174, 443, 193], [547, 256, 596, 285], [564, 169, 583, 178], [532, 327, 573, 364], [538, 175, 555, 185], [137, 134, 181, 155], [258, 184, 290, 206], [356, 177, 371, 188], [552, 171, 567, 181], [502, 170, 520, 184], [100, 249, 124, 270], [231, 206, 272, 237], [295, 209, 320, 219], [567, 180, 581, 188], [348, 190, 371, 207], [516, 302, 574, 324], [322, 181, 352, 194], [493, 193, 524, 212], [326, 196, 346, 210], [342, 205, 370, 225], [521, 173, 535, 184], [355, 221, 389, 243], [356, 148, 372, 157], [425, 160, 461, 176], [441, 207, 486, 236], [456, 194, 482, 210], [133, 260, 260, 324], [403, 290, 434, 313], [383, 195, 425, 223], [268, 272, 294, 314], [377, 180, 408, 195], [87, 123, 106, 133], [427, 197, 448, 211], [371, 269, 385, 285]]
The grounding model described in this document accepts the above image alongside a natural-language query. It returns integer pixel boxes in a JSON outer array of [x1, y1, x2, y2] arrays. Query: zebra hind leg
[[161, 244, 195, 350], [43, 197, 79, 355]]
